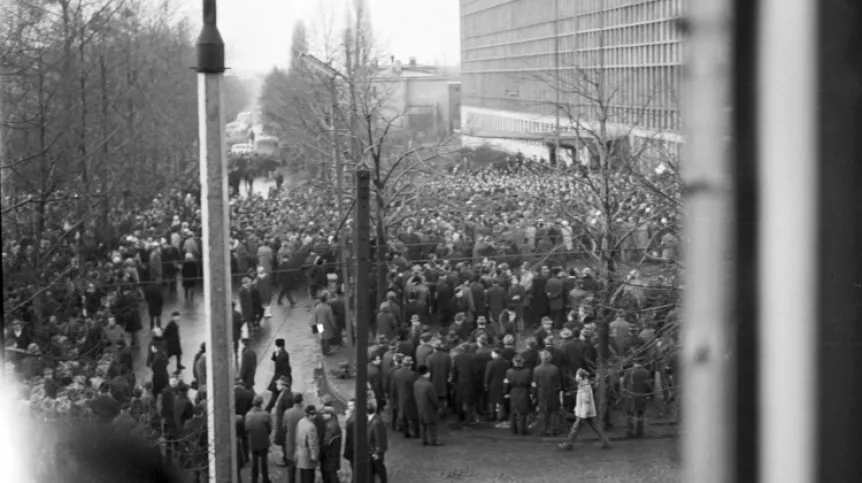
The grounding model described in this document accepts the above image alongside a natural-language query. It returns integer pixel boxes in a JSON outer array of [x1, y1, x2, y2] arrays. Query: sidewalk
[[319, 344, 678, 443]]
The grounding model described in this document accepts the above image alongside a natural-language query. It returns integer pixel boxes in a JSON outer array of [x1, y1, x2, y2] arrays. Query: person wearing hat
[[295, 405, 320, 483], [485, 347, 511, 424], [312, 291, 337, 356], [504, 353, 533, 436], [415, 333, 434, 368], [270, 377, 294, 464], [281, 393, 305, 472], [266, 338, 293, 412], [367, 401, 389, 482], [163, 311, 184, 373], [535, 317, 554, 350], [239, 276, 255, 330], [173, 382, 194, 438], [245, 395, 272, 483], [559, 368, 611, 450], [426, 339, 451, 416], [238, 338, 257, 390], [392, 355, 420, 438], [559, 327, 585, 411], [533, 350, 562, 436], [452, 341, 478, 424], [413, 365, 442, 446], [319, 406, 342, 482]]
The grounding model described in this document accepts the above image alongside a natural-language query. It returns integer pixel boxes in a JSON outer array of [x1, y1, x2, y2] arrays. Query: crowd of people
[[3, 156, 681, 481]]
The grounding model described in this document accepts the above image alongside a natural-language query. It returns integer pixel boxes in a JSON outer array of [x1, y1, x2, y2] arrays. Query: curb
[[456, 427, 679, 444], [316, 358, 349, 411]]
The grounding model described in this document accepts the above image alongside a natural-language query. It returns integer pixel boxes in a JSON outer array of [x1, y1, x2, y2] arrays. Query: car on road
[[230, 143, 255, 156]]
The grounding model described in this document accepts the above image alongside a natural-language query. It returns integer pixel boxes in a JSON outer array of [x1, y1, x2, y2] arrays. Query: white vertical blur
[[757, 0, 817, 482], [0, 383, 32, 483], [681, 0, 734, 482]]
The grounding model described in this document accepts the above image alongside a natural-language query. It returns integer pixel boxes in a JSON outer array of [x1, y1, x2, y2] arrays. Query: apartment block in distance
[[460, 0, 684, 164]]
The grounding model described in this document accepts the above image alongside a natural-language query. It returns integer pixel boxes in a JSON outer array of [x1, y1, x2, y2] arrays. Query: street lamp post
[[196, 1, 237, 482]]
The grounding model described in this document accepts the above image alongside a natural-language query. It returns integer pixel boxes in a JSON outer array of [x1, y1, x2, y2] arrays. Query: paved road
[[133, 175, 322, 405]]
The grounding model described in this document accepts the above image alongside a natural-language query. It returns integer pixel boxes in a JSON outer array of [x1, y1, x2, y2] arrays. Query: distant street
[[133, 175, 318, 403]]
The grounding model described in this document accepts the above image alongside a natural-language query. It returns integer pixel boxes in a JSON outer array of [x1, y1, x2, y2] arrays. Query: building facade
[[460, 0, 684, 162], [373, 58, 456, 142]]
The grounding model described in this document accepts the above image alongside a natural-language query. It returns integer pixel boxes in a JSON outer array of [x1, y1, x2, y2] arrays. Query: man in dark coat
[[343, 399, 356, 474], [367, 402, 389, 482], [435, 277, 454, 326], [239, 338, 257, 390], [149, 344, 170, 398], [143, 282, 164, 330], [163, 311, 184, 373], [368, 354, 386, 414], [232, 302, 244, 354], [451, 343, 477, 423], [532, 350, 562, 436], [271, 378, 294, 466], [520, 337, 540, 372], [266, 339, 292, 412], [484, 347, 511, 422], [505, 354, 533, 435], [486, 279, 507, 324], [545, 269, 565, 329], [426, 341, 451, 415], [234, 378, 255, 464], [624, 360, 654, 437], [391, 355, 420, 438], [469, 278, 487, 320], [531, 266, 550, 326], [413, 365, 441, 446], [244, 395, 272, 483]]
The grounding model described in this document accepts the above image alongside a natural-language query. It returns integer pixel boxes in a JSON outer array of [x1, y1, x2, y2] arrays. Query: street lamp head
[[196, 0, 225, 73]]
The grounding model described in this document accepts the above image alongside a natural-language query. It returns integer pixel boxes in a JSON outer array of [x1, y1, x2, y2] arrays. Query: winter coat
[[282, 405, 304, 458], [320, 419, 341, 471], [238, 347, 257, 389], [574, 380, 598, 419], [163, 320, 182, 357], [267, 348, 292, 392], [312, 302, 337, 339], [256, 274, 273, 305], [272, 390, 294, 446], [505, 366, 533, 414], [484, 357, 511, 405], [239, 285, 254, 322], [413, 376, 440, 423], [391, 367, 419, 420], [452, 352, 476, 406], [532, 363, 562, 412], [294, 417, 320, 470], [426, 351, 451, 399], [245, 407, 271, 451]]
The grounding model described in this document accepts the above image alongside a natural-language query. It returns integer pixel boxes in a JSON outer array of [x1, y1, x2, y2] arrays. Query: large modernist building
[[460, 0, 685, 163]]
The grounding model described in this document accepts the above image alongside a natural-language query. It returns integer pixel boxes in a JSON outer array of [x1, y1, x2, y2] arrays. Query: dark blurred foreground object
[[50, 424, 182, 483]]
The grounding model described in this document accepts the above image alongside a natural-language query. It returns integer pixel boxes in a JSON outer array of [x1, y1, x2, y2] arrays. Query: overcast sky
[[181, 0, 461, 75]]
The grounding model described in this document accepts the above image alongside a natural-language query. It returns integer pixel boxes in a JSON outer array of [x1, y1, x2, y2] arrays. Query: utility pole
[[331, 79, 354, 348], [196, 1, 237, 482], [553, 0, 561, 167], [353, 163, 371, 483]]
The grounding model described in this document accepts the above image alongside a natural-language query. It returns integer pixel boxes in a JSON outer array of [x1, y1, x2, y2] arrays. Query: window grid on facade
[[461, 0, 683, 133]]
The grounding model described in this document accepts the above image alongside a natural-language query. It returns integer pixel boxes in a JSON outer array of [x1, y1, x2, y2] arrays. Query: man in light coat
[[312, 291, 337, 356], [295, 405, 320, 483], [282, 393, 305, 482]]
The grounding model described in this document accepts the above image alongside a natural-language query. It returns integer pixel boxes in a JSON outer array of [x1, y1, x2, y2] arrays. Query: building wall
[[374, 76, 454, 138], [460, 0, 685, 151]]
